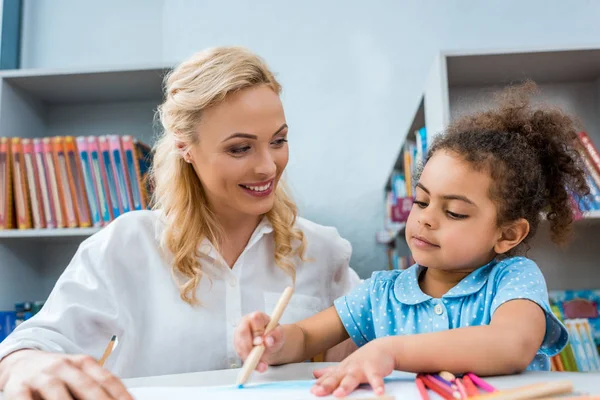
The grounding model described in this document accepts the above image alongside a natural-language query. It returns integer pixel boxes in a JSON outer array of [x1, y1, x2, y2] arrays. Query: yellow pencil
[[236, 286, 294, 387], [470, 380, 573, 400], [98, 335, 117, 367]]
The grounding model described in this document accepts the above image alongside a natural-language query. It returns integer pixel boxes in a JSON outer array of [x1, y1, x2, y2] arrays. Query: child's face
[[405, 150, 502, 272]]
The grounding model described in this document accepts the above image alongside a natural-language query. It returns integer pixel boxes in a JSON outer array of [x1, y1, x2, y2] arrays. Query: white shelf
[[446, 48, 600, 87], [0, 63, 172, 104], [0, 227, 101, 240]]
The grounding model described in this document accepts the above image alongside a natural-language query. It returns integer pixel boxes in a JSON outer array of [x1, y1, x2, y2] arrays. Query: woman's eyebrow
[[222, 123, 288, 143]]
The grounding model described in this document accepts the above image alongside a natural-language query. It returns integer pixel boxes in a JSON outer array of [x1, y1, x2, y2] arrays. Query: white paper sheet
[[129, 377, 425, 400]]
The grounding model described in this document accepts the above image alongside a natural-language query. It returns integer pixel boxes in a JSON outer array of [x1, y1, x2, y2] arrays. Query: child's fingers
[[332, 373, 361, 398], [256, 361, 268, 373], [247, 312, 271, 342], [364, 368, 385, 396], [233, 319, 256, 360], [312, 367, 333, 379], [311, 371, 343, 397], [264, 325, 283, 349]]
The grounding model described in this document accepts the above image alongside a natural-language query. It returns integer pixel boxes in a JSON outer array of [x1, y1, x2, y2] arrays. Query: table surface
[[124, 363, 600, 395], [1, 363, 598, 398]]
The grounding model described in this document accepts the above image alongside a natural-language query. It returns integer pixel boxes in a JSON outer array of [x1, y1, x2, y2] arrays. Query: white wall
[[18, 0, 600, 277]]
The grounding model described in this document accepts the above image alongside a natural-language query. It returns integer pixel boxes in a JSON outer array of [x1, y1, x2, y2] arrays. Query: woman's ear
[[494, 218, 530, 254], [176, 141, 192, 163]]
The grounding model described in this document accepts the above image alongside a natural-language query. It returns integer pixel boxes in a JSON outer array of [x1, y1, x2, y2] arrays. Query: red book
[[578, 132, 600, 177]]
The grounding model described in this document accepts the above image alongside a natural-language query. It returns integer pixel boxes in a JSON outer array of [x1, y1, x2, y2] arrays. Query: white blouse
[[0, 210, 359, 378]]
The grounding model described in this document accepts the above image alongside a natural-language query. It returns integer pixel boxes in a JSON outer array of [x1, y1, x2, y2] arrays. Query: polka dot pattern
[[333, 257, 569, 371]]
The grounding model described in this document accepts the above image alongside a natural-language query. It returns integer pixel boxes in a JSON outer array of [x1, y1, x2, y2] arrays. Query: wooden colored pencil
[[455, 378, 468, 399], [462, 375, 480, 397], [415, 376, 430, 400], [420, 374, 461, 400], [469, 380, 573, 400], [236, 286, 294, 387], [466, 373, 497, 393], [98, 335, 117, 367]]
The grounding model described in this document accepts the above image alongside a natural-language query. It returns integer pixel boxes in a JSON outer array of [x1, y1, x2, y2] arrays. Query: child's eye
[[413, 200, 428, 209], [447, 211, 468, 220]]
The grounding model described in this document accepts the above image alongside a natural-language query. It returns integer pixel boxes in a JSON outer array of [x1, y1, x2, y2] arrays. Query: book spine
[[76, 137, 102, 227], [0, 137, 14, 229], [34, 138, 55, 228], [52, 136, 78, 228], [578, 132, 600, 177], [64, 137, 91, 227], [88, 136, 112, 224], [22, 139, 45, 229], [43, 138, 65, 228], [11, 138, 31, 229], [99, 136, 121, 218], [108, 135, 132, 214]]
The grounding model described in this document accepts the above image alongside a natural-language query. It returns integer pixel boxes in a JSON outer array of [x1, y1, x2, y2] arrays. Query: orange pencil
[[415, 376, 430, 400], [419, 374, 460, 400]]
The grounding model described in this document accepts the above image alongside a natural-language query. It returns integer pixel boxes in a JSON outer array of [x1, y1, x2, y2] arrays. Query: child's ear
[[494, 218, 530, 254]]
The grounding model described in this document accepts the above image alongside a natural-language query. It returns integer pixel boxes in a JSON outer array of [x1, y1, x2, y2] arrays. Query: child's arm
[[389, 299, 546, 374], [311, 299, 546, 397], [234, 306, 349, 369]]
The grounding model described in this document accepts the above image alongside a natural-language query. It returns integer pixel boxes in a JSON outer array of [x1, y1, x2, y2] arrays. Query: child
[[233, 82, 590, 397]]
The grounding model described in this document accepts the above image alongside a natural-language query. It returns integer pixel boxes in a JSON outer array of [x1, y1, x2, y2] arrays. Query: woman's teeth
[[242, 182, 271, 192]]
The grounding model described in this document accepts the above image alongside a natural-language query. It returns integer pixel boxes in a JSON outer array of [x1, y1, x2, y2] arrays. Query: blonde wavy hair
[[151, 46, 306, 305]]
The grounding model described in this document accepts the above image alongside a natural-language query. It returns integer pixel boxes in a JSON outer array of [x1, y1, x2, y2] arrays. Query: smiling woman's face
[[187, 84, 289, 219]]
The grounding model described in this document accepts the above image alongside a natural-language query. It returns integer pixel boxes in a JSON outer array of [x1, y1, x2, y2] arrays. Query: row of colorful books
[[550, 290, 600, 372], [573, 132, 600, 214], [0, 301, 44, 342], [0, 135, 152, 230]]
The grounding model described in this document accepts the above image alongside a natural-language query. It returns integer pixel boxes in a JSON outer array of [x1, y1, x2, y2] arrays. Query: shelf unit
[[382, 46, 600, 290], [0, 63, 171, 310]]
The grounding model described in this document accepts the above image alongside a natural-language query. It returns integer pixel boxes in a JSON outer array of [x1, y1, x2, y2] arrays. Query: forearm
[[267, 313, 350, 365], [265, 324, 307, 365], [383, 325, 541, 375]]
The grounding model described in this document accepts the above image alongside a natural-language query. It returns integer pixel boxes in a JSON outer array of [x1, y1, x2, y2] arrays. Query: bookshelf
[[0, 63, 170, 310], [381, 46, 600, 290]]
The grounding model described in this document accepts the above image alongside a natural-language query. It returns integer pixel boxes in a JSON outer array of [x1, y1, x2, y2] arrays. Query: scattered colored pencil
[[462, 375, 480, 396], [419, 374, 461, 399], [455, 378, 468, 399], [415, 376, 430, 400], [466, 372, 497, 393]]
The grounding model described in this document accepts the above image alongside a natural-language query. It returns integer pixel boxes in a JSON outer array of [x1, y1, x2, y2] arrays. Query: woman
[[0, 46, 359, 400]]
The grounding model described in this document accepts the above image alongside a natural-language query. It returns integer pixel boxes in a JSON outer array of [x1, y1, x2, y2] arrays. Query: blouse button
[[434, 304, 444, 315]]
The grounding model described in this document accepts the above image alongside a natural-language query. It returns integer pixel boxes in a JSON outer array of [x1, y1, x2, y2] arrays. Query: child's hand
[[311, 339, 395, 397], [234, 312, 284, 372]]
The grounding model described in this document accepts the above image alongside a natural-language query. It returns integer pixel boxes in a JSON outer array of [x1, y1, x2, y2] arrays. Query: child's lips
[[412, 235, 440, 248]]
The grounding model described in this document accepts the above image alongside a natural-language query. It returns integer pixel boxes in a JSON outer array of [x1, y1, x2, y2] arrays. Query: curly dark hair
[[426, 81, 590, 254]]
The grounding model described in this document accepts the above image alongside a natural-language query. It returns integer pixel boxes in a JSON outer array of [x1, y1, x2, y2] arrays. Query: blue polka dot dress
[[334, 257, 568, 371]]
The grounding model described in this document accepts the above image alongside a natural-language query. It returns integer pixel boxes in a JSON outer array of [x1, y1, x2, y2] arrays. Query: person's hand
[[311, 338, 396, 397], [0, 349, 133, 400], [233, 311, 284, 372]]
